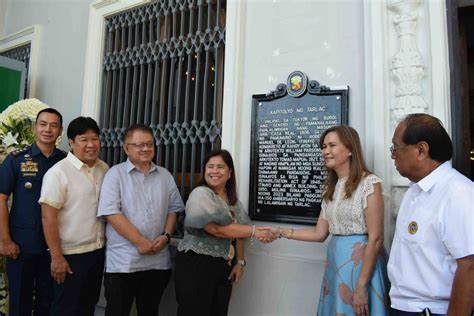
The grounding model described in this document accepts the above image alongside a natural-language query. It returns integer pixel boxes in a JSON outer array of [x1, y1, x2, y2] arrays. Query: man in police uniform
[[388, 113, 473, 316], [0, 108, 65, 316]]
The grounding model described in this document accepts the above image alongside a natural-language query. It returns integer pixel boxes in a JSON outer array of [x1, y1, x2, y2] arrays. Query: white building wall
[[0, 0, 7, 37], [2, 0, 93, 148]]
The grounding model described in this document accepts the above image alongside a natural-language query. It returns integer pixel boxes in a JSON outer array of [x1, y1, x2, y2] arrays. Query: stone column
[[387, 0, 427, 239], [388, 0, 428, 126]]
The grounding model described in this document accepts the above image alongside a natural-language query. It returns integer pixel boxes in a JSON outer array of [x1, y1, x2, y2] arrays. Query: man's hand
[[51, 255, 73, 284], [135, 236, 154, 255], [151, 235, 168, 254], [0, 238, 20, 259]]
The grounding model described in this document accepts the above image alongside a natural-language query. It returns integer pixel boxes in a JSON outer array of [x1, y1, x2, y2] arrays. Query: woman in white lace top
[[269, 125, 390, 316]]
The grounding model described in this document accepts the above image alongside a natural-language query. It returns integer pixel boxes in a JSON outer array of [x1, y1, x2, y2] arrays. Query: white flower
[[0, 98, 48, 125], [2, 131, 19, 147]]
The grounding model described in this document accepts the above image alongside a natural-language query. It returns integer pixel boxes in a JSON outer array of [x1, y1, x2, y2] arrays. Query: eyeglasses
[[126, 142, 154, 149], [389, 144, 409, 154]]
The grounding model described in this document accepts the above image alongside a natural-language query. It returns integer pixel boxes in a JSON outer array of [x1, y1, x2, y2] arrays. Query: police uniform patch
[[21, 161, 39, 173], [11, 147, 29, 157], [408, 221, 418, 235]]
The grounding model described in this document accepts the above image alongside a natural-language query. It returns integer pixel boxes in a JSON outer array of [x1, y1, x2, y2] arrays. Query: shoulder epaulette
[[11, 146, 30, 157]]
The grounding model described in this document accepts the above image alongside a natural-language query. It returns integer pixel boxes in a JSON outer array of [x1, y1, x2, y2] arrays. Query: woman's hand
[[353, 284, 369, 316], [255, 227, 278, 243], [228, 263, 244, 283]]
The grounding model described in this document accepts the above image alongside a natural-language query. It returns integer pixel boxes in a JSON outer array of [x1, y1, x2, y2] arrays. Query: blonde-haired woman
[[269, 125, 390, 315]]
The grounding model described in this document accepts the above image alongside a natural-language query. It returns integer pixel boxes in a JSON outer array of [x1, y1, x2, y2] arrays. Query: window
[[99, 0, 227, 233], [0, 43, 31, 98]]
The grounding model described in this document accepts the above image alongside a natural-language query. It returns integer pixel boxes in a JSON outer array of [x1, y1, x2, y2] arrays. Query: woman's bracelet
[[287, 228, 294, 239], [278, 227, 294, 239], [250, 225, 256, 246]]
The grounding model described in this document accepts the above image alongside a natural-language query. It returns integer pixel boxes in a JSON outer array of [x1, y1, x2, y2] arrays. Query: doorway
[[447, 0, 474, 180], [447, 1, 474, 180]]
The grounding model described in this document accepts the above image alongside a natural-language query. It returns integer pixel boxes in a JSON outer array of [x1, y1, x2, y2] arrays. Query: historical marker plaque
[[249, 73, 348, 224]]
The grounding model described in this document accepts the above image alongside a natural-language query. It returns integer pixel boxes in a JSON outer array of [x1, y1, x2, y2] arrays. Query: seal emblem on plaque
[[287, 70, 308, 97]]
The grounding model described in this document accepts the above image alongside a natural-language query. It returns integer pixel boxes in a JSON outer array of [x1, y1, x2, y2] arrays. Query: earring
[[348, 153, 352, 156]]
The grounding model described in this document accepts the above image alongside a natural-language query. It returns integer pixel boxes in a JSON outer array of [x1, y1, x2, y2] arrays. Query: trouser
[[6, 252, 52, 316], [103, 269, 171, 316], [50, 248, 105, 316], [175, 250, 232, 316]]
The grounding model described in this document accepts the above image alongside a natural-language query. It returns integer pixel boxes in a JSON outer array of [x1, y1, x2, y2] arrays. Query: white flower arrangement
[[0, 98, 48, 124], [0, 98, 56, 162]]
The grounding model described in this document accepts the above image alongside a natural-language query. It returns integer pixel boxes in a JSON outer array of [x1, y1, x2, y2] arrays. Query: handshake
[[252, 226, 293, 244]]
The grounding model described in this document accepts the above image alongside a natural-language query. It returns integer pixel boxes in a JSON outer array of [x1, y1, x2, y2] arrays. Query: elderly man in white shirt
[[39, 117, 109, 316], [388, 113, 474, 316]]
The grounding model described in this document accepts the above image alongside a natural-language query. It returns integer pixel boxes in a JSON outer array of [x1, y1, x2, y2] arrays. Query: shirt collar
[[66, 152, 98, 170], [415, 161, 451, 193], [51, 148, 65, 158], [125, 158, 158, 174], [30, 143, 62, 158], [30, 143, 42, 157]]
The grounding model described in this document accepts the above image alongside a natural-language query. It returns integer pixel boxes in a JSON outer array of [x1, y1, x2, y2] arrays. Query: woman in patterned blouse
[[174, 149, 275, 316]]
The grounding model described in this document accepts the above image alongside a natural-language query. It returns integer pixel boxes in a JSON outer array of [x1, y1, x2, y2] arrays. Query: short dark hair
[[124, 124, 154, 141], [198, 149, 238, 205], [36, 108, 63, 126], [401, 113, 453, 162], [67, 117, 100, 140]]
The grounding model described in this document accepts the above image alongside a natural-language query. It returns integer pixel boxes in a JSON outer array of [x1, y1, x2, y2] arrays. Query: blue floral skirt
[[317, 234, 390, 316]]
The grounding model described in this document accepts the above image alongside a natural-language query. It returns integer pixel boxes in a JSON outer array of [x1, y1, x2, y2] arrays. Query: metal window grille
[[0, 43, 31, 98], [100, 0, 226, 233]]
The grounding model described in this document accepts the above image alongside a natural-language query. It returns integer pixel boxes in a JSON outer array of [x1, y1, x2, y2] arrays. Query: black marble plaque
[[249, 78, 348, 224]]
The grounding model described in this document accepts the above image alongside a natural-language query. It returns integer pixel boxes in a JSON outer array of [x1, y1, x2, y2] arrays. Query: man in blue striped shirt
[[98, 124, 184, 316]]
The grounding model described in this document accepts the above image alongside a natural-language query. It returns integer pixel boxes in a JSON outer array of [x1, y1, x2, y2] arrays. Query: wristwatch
[[162, 232, 171, 244], [237, 259, 246, 267]]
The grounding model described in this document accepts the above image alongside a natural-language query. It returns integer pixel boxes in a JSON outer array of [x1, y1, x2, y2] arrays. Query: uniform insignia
[[21, 161, 39, 173], [24, 182, 33, 189], [11, 147, 30, 157], [408, 221, 418, 235]]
